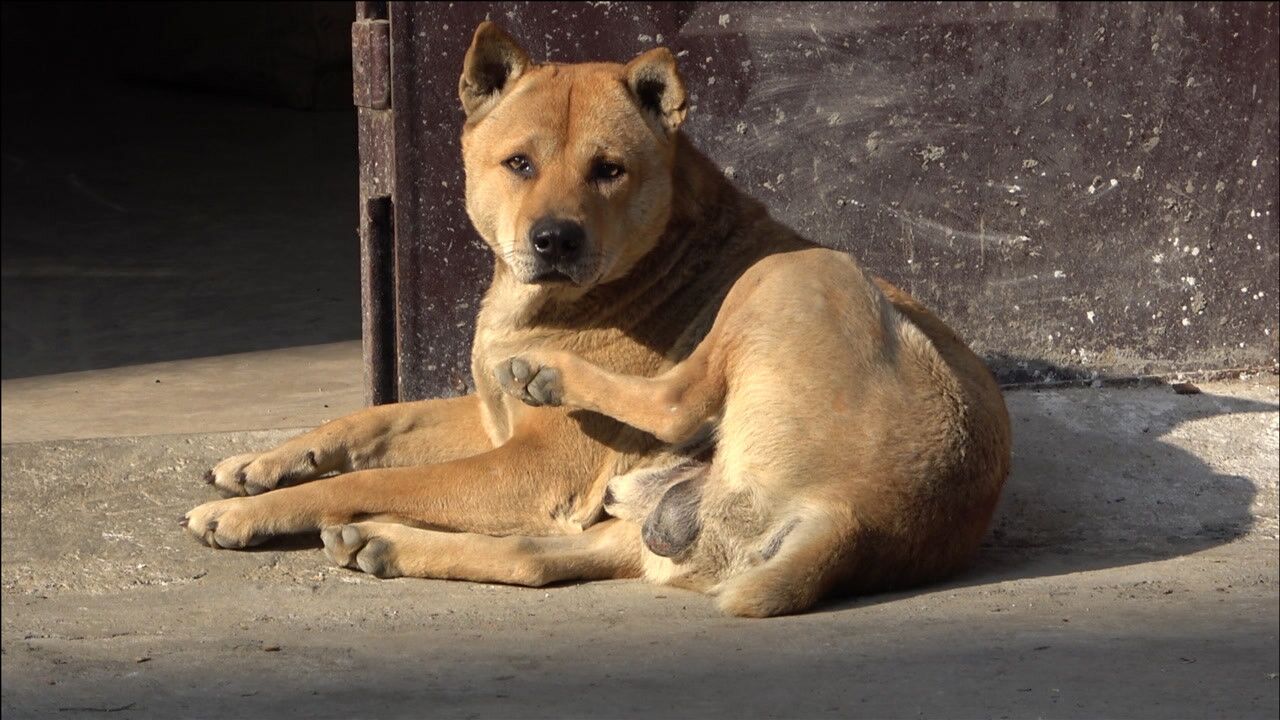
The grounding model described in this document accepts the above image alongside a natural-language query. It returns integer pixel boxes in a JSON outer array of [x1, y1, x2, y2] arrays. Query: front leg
[[184, 416, 602, 547], [494, 347, 725, 444], [205, 394, 491, 497]]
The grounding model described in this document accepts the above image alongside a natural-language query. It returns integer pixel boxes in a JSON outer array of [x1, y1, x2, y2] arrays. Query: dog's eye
[[590, 160, 626, 183], [503, 155, 534, 178]]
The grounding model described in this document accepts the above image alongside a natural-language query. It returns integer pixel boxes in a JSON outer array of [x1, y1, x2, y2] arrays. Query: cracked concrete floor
[[1, 365, 1277, 719]]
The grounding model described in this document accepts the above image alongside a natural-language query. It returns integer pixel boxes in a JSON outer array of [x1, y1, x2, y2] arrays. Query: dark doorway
[[1, 2, 360, 379]]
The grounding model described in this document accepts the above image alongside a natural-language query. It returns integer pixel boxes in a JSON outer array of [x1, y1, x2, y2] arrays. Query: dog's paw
[[181, 498, 268, 549], [204, 453, 260, 497], [494, 355, 563, 407], [204, 448, 319, 498], [321, 523, 402, 578], [603, 459, 710, 523], [602, 471, 649, 522]]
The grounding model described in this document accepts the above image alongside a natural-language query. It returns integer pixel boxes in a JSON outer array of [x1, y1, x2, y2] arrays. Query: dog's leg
[[204, 395, 491, 497], [184, 421, 599, 546], [319, 518, 643, 585], [494, 344, 726, 444]]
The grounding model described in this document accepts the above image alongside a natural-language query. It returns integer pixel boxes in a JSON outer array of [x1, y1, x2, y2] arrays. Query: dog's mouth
[[530, 269, 575, 285], [509, 250, 606, 288]]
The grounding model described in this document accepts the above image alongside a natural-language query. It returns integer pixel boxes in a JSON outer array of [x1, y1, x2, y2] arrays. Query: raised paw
[[494, 355, 563, 407], [321, 523, 401, 578], [205, 448, 319, 498], [181, 497, 268, 549]]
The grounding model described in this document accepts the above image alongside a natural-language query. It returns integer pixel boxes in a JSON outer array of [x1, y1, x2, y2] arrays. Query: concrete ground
[[2, 364, 1277, 719]]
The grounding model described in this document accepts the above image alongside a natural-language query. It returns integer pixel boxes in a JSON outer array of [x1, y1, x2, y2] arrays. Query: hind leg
[[321, 518, 644, 586]]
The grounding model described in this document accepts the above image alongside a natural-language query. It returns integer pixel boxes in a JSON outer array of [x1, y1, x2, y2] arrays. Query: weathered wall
[[372, 1, 1279, 401]]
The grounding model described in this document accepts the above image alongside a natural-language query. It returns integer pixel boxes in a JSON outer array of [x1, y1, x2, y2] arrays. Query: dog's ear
[[459, 22, 531, 120], [625, 47, 688, 135]]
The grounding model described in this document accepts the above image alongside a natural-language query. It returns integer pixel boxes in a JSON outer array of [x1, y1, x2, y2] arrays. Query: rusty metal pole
[[352, 1, 396, 405]]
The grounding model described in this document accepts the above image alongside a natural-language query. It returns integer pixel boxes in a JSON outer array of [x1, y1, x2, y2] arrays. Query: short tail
[[714, 510, 855, 618]]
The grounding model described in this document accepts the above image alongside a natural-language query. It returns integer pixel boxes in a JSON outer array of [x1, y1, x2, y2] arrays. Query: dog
[[182, 22, 1011, 618]]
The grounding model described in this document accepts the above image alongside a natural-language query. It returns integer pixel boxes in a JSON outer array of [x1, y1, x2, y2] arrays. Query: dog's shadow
[[832, 377, 1277, 612]]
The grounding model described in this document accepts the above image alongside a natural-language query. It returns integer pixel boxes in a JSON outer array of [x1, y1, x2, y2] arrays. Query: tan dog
[[182, 22, 1011, 617]]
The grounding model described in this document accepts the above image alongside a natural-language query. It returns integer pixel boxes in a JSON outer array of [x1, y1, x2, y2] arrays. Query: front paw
[[181, 498, 268, 549], [494, 355, 563, 407], [204, 453, 261, 497], [204, 449, 318, 498]]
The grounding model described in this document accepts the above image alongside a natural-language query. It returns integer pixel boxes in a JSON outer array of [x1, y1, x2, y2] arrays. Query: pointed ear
[[625, 47, 688, 135], [458, 22, 531, 120]]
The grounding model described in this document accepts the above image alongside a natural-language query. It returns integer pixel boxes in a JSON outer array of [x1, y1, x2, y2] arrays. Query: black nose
[[529, 218, 585, 264]]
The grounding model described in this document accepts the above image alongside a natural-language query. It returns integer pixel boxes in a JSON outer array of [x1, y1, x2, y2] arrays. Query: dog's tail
[[714, 506, 858, 618], [715, 490, 998, 618]]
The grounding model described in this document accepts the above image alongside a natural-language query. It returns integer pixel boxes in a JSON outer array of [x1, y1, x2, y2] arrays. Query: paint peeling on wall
[[376, 2, 1279, 400]]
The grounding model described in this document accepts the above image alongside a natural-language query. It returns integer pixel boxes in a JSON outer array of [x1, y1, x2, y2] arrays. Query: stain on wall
[[372, 2, 1279, 401]]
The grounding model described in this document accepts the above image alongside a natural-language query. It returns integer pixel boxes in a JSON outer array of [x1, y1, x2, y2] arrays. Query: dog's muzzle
[[528, 217, 590, 284]]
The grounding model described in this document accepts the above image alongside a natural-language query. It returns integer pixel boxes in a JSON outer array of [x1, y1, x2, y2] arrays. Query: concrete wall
[[374, 1, 1278, 402]]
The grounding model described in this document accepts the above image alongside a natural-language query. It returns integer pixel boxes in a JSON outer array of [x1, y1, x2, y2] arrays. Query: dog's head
[[458, 22, 688, 289]]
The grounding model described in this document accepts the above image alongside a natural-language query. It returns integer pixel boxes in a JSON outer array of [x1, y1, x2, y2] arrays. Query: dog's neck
[[480, 135, 773, 343]]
